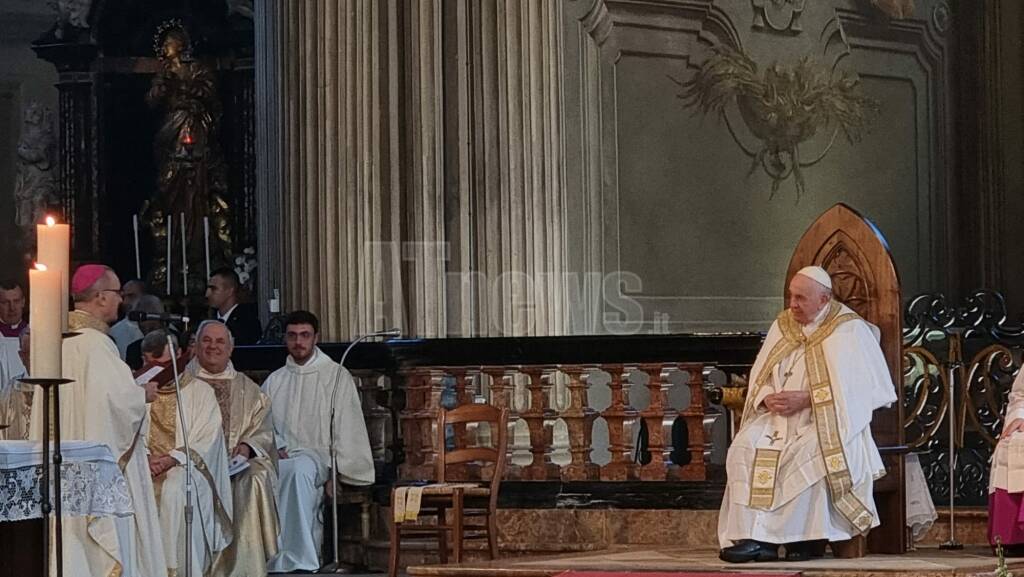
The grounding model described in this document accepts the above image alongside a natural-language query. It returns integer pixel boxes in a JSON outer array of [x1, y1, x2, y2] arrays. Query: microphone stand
[[939, 330, 964, 550], [321, 329, 400, 573], [167, 334, 197, 577]]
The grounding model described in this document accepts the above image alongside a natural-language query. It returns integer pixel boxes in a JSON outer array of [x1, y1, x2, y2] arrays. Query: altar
[[0, 441, 133, 577]]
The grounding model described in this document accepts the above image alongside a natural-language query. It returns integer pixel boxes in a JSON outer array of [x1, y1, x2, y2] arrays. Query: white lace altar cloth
[[0, 440, 133, 522]]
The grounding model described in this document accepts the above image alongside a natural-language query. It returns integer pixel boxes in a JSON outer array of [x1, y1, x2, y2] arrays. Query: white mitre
[[795, 265, 832, 290]]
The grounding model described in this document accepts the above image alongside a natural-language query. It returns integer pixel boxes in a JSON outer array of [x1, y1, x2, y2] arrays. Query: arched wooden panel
[[786, 203, 906, 555]]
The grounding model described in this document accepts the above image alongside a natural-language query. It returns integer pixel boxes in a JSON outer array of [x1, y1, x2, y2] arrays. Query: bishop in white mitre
[[717, 266, 897, 563], [263, 311, 375, 572], [142, 330, 234, 577], [30, 265, 167, 577]]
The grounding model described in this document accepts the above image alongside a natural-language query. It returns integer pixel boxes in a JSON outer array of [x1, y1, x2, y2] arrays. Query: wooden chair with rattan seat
[[387, 404, 509, 577]]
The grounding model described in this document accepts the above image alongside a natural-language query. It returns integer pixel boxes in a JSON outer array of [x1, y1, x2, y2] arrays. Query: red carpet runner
[[554, 572, 801, 577]]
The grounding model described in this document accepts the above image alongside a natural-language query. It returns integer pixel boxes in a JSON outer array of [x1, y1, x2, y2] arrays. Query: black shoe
[[784, 539, 827, 561], [720, 540, 779, 563]]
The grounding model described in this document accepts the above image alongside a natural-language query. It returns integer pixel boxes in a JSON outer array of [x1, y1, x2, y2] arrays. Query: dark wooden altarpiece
[[30, 1, 257, 282]]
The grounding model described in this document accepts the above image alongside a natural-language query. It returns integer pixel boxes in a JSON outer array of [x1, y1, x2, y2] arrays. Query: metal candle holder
[[20, 376, 75, 577]]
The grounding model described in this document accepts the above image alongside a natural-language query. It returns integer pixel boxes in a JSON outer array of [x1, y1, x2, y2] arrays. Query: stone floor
[[404, 545, 1019, 577]]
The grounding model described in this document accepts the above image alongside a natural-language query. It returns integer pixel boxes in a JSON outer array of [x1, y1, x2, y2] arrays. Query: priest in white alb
[[264, 311, 375, 572], [188, 320, 281, 577], [143, 330, 234, 577], [717, 266, 897, 563], [0, 329, 32, 440], [30, 265, 167, 577]]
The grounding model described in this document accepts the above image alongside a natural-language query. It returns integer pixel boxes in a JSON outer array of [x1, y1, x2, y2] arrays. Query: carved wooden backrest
[[786, 202, 905, 554]]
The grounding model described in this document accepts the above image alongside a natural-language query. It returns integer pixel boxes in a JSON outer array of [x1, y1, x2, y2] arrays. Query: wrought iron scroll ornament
[[902, 290, 1024, 505], [672, 44, 877, 200]]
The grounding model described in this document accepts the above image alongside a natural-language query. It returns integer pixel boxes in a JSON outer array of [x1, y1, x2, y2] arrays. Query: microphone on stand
[[166, 334, 197, 577], [321, 328, 402, 573], [129, 311, 191, 335]]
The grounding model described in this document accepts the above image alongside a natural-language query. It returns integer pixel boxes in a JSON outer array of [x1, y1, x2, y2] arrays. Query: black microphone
[[128, 311, 191, 323]]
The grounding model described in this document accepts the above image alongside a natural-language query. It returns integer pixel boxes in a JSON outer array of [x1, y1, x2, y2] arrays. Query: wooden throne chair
[[786, 202, 907, 555]]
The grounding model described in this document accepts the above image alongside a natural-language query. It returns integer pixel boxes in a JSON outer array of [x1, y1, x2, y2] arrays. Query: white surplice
[[718, 303, 897, 548], [29, 310, 168, 577], [148, 374, 233, 577], [263, 348, 374, 572], [0, 330, 25, 384]]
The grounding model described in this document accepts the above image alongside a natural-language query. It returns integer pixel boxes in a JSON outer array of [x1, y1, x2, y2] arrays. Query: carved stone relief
[[13, 102, 57, 244]]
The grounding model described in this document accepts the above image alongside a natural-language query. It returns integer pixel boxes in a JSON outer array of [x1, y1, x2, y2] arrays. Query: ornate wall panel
[[559, 0, 953, 333]]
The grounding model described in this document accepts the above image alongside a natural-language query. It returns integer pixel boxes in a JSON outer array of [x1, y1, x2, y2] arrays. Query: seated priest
[[718, 266, 897, 563], [142, 330, 233, 577], [187, 320, 281, 577], [0, 329, 32, 440], [989, 369, 1024, 555], [263, 311, 375, 573]]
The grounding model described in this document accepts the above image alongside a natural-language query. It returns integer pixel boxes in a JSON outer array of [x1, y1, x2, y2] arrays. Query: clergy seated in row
[[989, 369, 1024, 555], [0, 329, 32, 440], [0, 279, 27, 380], [187, 320, 281, 577], [30, 265, 167, 577], [263, 310, 375, 573], [718, 266, 897, 563], [142, 330, 234, 577]]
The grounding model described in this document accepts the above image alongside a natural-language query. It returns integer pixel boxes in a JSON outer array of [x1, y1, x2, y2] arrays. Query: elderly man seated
[[187, 320, 280, 577], [717, 266, 896, 563]]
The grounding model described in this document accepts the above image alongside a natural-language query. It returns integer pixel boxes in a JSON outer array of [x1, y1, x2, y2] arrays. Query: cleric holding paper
[[263, 310, 374, 573], [187, 320, 280, 577], [30, 265, 167, 577], [717, 266, 897, 563], [142, 330, 233, 577]]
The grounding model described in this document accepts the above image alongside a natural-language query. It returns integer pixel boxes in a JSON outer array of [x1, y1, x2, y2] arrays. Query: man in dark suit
[[205, 267, 262, 345]]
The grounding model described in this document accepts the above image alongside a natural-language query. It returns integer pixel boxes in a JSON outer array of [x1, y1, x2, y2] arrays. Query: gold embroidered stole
[[745, 302, 874, 533]]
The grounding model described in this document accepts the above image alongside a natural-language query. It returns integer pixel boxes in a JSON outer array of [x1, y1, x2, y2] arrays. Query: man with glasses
[[29, 264, 166, 577], [0, 279, 28, 380], [263, 310, 374, 573]]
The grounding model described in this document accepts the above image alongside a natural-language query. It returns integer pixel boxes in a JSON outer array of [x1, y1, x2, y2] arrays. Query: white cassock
[[718, 301, 897, 548], [29, 310, 168, 577], [109, 317, 143, 360], [148, 374, 233, 577], [263, 348, 375, 572], [0, 322, 25, 383]]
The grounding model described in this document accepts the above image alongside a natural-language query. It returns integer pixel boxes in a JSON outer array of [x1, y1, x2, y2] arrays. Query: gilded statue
[[146, 21, 231, 293], [14, 102, 58, 242]]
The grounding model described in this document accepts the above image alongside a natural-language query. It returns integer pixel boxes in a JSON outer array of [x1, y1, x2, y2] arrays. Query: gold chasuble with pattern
[[188, 360, 280, 577], [717, 301, 897, 548]]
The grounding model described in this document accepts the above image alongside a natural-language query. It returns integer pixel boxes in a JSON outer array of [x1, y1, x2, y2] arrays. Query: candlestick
[[204, 216, 211, 281], [133, 214, 142, 279], [180, 213, 188, 296], [166, 214, 173, 295], [29, 263, 61, 378], [37, 216, 70, 333]]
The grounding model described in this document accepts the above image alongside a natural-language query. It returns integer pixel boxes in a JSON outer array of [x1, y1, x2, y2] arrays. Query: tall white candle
[[203, 216, 211, 281], [37, 216, 70, 334], [29, 263, 61, 379], [166, 214, 172, 295], [132, 214, 142, 279], [180, 213, 188, 296]]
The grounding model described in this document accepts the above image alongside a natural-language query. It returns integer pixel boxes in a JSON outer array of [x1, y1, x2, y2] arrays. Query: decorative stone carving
[[751, 0, 806, 34], [13, 102, 58, 241], [226, 0, 254, 20], [870, 0, 915, 19], [48, 0, 92, 38]]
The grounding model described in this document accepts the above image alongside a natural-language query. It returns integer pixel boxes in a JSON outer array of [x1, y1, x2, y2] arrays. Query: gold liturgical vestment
[[189, 360, 280, 577]]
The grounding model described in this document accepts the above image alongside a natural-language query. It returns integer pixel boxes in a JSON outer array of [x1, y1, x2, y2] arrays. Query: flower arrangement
[[233, 246, 257, 291]]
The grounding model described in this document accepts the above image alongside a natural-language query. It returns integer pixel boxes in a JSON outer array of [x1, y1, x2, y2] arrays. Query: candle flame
[[34, 263, 48, 271], [45, 216, 56, 226]]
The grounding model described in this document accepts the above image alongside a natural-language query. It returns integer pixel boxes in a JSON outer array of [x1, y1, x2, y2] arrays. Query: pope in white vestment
[[144, 333, 233, 577], [264, 311, 375, 572], [718, 266, 896, 563], [29, 265, 167, 577]]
